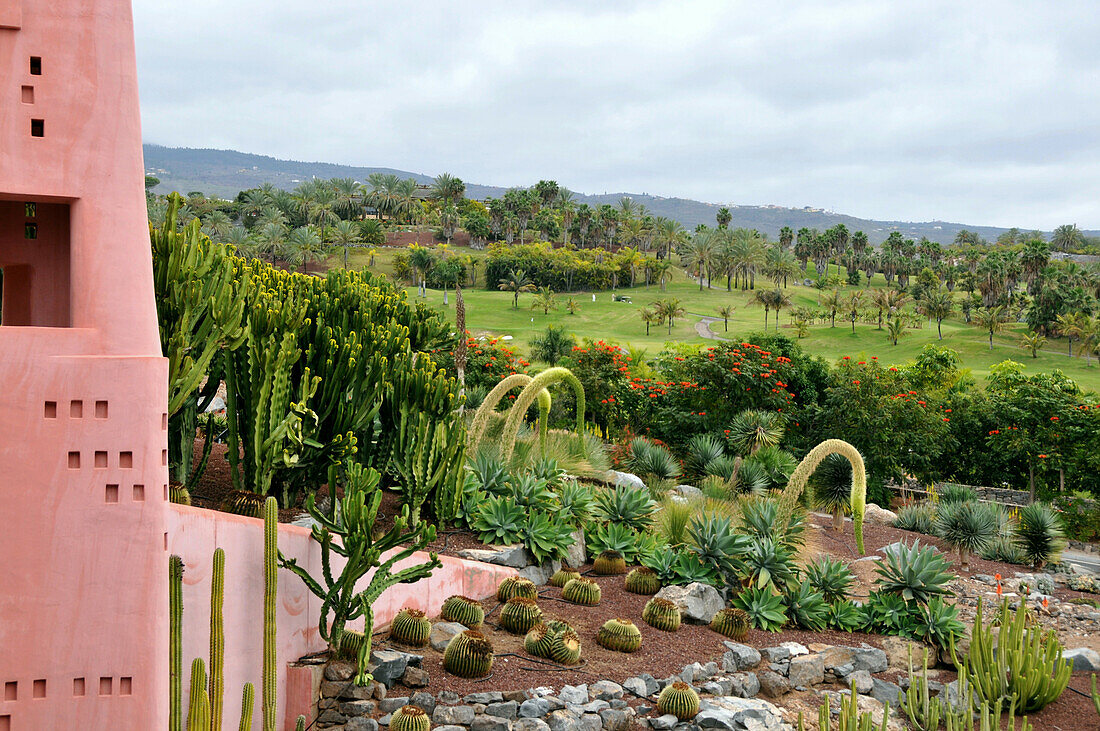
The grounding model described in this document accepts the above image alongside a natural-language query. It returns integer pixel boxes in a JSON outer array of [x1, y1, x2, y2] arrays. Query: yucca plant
[[875, 540, 954, 604], [592, 484, 658, 530], [783, 583, 829, 631], [938, 483, 978, 505], [642, 597, 682, 631], [625, 566, 661, 595], [805, 556, 855, 603], [893, 502, 937, 535], [1015, 503, 1066, 568], [725, 409, 785, 455], [827, 599, 863, 633], [935, 500, 999, 566], [596, 618, 642, 652], [811, 452, 854, 530], [657, 682, 699, 721], [703, 455, 739, 482], [729, 459, 771, 496], [745, 445, 798, 492], [710, 607, 751, 640], [684, 434, 727, 479], [627, 437, 682, 481], [730, 586, 787, 632], [740, 536, 798, 592], [440, 595, 484, 627], [738, 498, 805, 549]]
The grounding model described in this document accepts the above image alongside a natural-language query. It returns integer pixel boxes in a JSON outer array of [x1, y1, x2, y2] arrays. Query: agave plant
[[530, 457, 568, 488], [934, 500, 998, 566], [811, 453, 854, 530], [688, 514, 751, 584], [593, 484, 658, 530], [641, 546, 719, 586], [586, 521, 657, 563], [730, 586, 787, 632], [684, 434, 727, 478], [522, 511, 575, 565], [804, 556, 855, 604], [739, 498, 805, 549], [555, 480, 594, 526], [910, 597, 965, 651], [1015, 503, 1066, 568], [875, 540, 954, 604], [467, 449, 510, 496], [893, 502, 936, 535], [472, 495, 525, 544], [509, 473, 556, 512], [740, 536, 798, 592], [862, 591, 911, 634], [783, 583, 829, 631], [827, 599, 863, 633]]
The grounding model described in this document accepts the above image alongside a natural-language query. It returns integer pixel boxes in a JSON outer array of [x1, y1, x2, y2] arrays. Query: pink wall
[[168, 504, 516, 730]]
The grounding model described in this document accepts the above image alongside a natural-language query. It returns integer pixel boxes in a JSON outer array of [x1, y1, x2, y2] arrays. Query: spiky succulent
[[893, 502, 936, 535], [740, 536, 798, 592], [440, 595, 484, 627], [709, 608, 751, 641], [556, 481, 595, 527], [551, 626, 583, 665], [593, 484, 658, 530], [657, 681, 700, 721], [593, 550, 627, 575], [934, 500, 999, 565], [500, 597, 543, 634], [390, 706, 431, 731], [730, 586, 787, 632], [861, 591, 910, 634], [562, 577, 601, 606], [443, 630, 494, 678], [624, 567, 661, 595], [336, 629, 366, 660], [497, 576, 538, 603], [937, 483, 977, 505], [738, 498, 805, 549], [826, 600, 863, 633], [804, 556, 855, 604], [389, 608, 431, 647], [525, 620, 581, 664], [1015, 503, 1066, 568], [642, 597, 682, 631], [524, 622, 555, 658], [549, 568, 581, 588], [783, 583, 829, 631], [909, 597, 965, 651], [875, 540, 954, 605], [596, 618, 642, 653]]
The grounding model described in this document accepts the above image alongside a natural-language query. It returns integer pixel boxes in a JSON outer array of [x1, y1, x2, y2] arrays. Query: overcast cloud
[[133, 1, 1100, 229]]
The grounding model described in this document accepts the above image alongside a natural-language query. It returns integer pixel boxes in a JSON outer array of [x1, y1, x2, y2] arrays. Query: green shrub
[[657, 498, 694, 546], [861, 591, 911, 634], [783, 583, 829, 631], [934, 500, 999, 566], [703, 455, 739, 481], [1015, 503, 1066, 568], [875, 540, 954, 604], [893, 503, 936, 535], [642, 546, 720, 586], [593, 484, 658, 530], [730, 586, 787, 632], [805, 557, 855, 604], [729, 460, 770, 496], [937, 483, 978, 505], [811, 452, 854, 528], [981, 535, 1028, 565], [745, 445, 798, 491]]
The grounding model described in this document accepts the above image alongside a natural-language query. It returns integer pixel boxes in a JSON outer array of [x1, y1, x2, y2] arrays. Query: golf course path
[[694, 315, 729, 341]]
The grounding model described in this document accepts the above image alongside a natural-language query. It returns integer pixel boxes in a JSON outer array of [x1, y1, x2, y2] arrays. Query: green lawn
[[336, 247, 1100, 393]]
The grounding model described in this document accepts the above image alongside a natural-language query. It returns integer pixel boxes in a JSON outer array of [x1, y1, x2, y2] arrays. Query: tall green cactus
[[170, 555, 184, 731], [500, 367, 586, 462], [391, 406, 466, 527], [279, 462, 441, 685], [263, 496, 278, 731], [187, 659, 207, 731], [238, 683, 254, 731], [777, 439, 867, 555], [209, 548, 226, 731]]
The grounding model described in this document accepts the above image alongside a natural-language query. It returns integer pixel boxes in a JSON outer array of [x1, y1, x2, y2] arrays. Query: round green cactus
[[389, 608, 431, 647], [657, 681, 700, 720], [500, 597, 543, 634], [596, 618, 642, 653], [524, 623, 555, 658], [561, 577, 601, 606], [624, 567, 661, 595], [390, 705, 431, 731], [551, 627, 582, 665], [710, 607, 751, 641], [335, 629, 366, 660], [497, 576, 538, 603], [440, 595, 484, 628], [525, 620, 581, 664], [642, 597, 682, 632], [443, 630, 494, 678], [550, 568, 581, 588], [593, 550, 627, 576]]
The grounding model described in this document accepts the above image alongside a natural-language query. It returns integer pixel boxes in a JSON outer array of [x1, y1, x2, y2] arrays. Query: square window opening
[[44, 401, 57, 418], [32, 679, 45, 699], [3, 682, 16, 701], [73, 678, 85, 697], [105, 485, 119, 503], [1, 200, 72, 327], [30, 119, 44, 138]]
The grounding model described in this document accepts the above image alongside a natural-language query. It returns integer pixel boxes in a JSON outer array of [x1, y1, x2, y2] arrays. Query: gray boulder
[[1065, 647, 1100, 673], [655, 583, 724, 624], [558, 685, 589, 705], [863, 503, 897, 526], [520, 559, 561, 586], [788, 654, 824, 687], [368, 649, 421, 688], [488, 701, 520, 720], [650, 714, 678, 730], [434, 705, 476, 725], [513, 719, 552, 731], [757, 670, 790, 699], [563, 529, 587, 568], [608, 470, 646, 491], [623, 676, 658, 698], [589, 680, 623, 701], [728, 672, 759, 699], [722, 642, 762, 672], [457, 544, 532, 568], [871, 678, 903, 707], [520, 698, 552, 718], [473, 715, 513, 731], [694, 696, 788, 730], [847, 670, 874, 695]]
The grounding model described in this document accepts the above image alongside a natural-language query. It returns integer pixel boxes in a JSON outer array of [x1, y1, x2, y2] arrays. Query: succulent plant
[[934, 500, 999, 566], [336, 629, 367, 660], [657, 681, 700, 720], [550, 568, 581, 588], [497, 576, 538, 603], [893, 502, 936, 535], [525, 620, 581, 664], [709, 607, 751, 641], [874, 540, 954, 605], [783, 583, 829, 631], [443, 630, 494, 678], [596, 618, 643, 653], [440, 595, 484, 628], [1015, 503, 1066, 569], [390, 705, 431, 731], [642, 597, 682, 631], [500, 597, 543, 634], [389, 608, 431, 647], [562, 577, 601, 606], [624, 567, 661, 595], [804, 556, 855, 604], [551, 627, 583, 665], [730, 586, 788, 632], [524, 623, 555, 658], [593, 549, 627, 575]]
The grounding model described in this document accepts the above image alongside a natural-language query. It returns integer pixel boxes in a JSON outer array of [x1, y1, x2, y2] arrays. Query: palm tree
[[640, 307, 657, 335], [716, 207, 732, 229], [655, 218, 685, 260], [1055, 312, 1085, 356], [1051, 224, 1084, 252], [716, 304, 735, 331], [870, 288, 907, 330], [845, 291, 865, 333], [919, 290, 955, 340], [974, 305, 1008, 349], [566, 297, 580, 315], [819, 289, 843, 328], [1080, 317, 1099, 366], [287, 226, 327, 275], [430, 173, 466, 204], [652, 259, 673, 291], [1019, 331, 1047, 359], [257, 221, 288, 265], [332, 219, 361, 269], [654, 298, 685, 334], [408, 245, 436, 297], [751, 289, 773, 330], [202, 210, 233, 241], [886, 316, 907, 346], [498, 269, 536, 309], [684, 231, 717, 289], [530, 286, 558, 315]]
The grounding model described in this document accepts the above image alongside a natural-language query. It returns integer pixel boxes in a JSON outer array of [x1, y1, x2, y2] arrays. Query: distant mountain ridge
[[143, 144, 1085, 246]]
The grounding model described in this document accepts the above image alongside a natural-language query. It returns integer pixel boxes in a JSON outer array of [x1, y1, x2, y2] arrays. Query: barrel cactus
[[562, 577, 601, 606], [596, 618, 642, 653], [550, 568, 581, 588], [593, 550, 627, 575], [642, 597, 682, 631], [443, 630, 494, 678], [440, 595, 484, 628], [710, 608, 751, 641], [625, 567, 661, 595], [335, 629, 367, 660], [500, 597, 543, 634], [524, 620, 582, 665], [524, 623, 555, 658], [390, 608, 431, 647], [657, 682, 700, 720], [497, 576, 538, 603], [390, 705, 431, 731]]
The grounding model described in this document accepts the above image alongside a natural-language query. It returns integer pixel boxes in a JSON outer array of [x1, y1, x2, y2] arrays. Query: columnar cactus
[[625, 567, 660, 595], [440, 595, 484, 627], [500, 597, 543, 634], [238, 683, 254, 731], [710, 608, 751, 641], [643, 597, 682, 632], [562, 577, 601, 606], [593, 550, 627, 575], [169, 555, 184, 731], [597, 618, 643, 653], [497, 576, 538, 603], [390, 406, 466, 528], [657, 682, 700, 720], [390, 608, 432, 647], [187, 659, 207, 731], [209, 548, 226, 731], [443, 630, 494, 678], [263, 496, 278, 730], [550, 568, 581, 588]]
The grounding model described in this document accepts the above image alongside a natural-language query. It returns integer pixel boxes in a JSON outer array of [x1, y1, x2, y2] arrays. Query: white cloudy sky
[[133, 1, 1100, 229]]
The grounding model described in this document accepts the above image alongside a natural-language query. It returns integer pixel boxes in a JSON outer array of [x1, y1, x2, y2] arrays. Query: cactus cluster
[[497, 576, 538, 603], [596, 618, 642, 653], [625, 567, 661, 595], [525, 620, 582, 665], [443, 630, 494, 678], [550, 568, 582, 588], [710, 608, 751, 641], [500, 597, 544, 634], [643, 597, 682, 632], [593, 550, 627, 575], [657, 682, 700, 720], [391, 705, 431, 731], [562, 577, 602, 606], [390, 608, 431, 647], [441, 595, 485, 627]]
